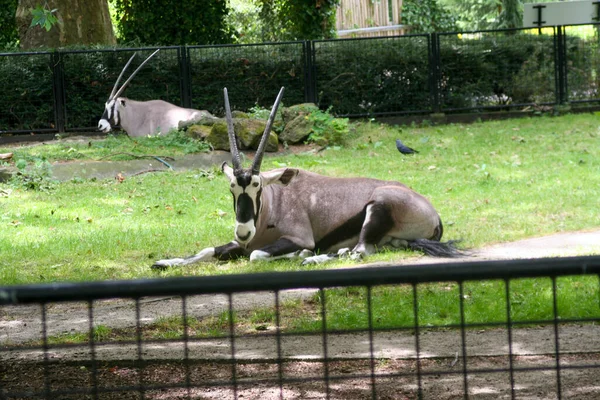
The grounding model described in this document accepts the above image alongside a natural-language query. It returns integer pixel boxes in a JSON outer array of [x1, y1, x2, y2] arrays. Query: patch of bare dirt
[[2, 352, 599, 399]]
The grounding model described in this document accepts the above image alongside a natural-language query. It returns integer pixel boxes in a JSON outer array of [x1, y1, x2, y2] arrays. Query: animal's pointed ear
[[261, 168, 299, 187], [221, 162, 235, 180], [119, 99, 126, 107]]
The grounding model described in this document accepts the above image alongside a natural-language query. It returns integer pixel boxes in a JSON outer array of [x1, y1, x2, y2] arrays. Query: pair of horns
[[224, 86, 285, 174], [109, 49, 160, 101]]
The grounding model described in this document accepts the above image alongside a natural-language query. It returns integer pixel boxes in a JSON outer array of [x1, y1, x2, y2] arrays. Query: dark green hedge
[[438, 31, 558, 110], [0, 0, 18, 46], [0, 52, 54, 132], [188, 43, 307, 113], [313, 35, 432, 116], [1, 28, 599, 134]]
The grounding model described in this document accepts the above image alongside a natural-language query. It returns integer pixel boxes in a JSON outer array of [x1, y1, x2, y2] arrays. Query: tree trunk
[[16, 0, 115, 49]]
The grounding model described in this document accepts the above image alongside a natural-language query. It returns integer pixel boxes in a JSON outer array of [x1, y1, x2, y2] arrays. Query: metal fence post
[[429, 33, 442, 114], [304, 40, 317, 104], [51, 51, 66, 133], [179, 46, 192, 108], [554, 25, 568, 104]]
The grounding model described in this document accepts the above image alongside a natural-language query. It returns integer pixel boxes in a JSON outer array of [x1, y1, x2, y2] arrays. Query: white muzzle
[[98, 119, 112, 133]]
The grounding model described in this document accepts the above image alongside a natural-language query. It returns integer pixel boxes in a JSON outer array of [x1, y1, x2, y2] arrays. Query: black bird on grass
[[395, 139, 419, 155]]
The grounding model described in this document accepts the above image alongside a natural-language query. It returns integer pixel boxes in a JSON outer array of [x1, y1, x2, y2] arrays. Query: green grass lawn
[[1, 113, 599, 335]]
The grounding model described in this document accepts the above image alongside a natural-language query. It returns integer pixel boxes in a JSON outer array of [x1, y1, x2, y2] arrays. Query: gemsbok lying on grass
[[98, 50, 209, 137], [152, 87, 462, 268]]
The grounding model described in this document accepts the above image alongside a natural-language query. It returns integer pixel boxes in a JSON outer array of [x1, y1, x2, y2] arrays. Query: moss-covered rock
[[203, 118, 278, 152], [206, 122, 230, 151], [186, 124, 212, 140], [235, 119, 267, 149], [279, 114, 313, 144], [282, 103, 319, 125]]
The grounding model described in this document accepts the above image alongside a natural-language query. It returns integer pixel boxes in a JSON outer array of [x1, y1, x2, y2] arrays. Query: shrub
[[306, 109, 349, 146], [113, 0, 233, 45], [10, 158, 56, 192]]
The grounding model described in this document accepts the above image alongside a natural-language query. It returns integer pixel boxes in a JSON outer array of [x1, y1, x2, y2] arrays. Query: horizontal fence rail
[[1, 24, 600, 139], [1, 255, 599, 399]]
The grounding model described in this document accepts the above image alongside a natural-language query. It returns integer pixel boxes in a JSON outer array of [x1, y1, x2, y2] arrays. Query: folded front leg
[[249, 237, 313, 262], [152, 241, 248, 269]]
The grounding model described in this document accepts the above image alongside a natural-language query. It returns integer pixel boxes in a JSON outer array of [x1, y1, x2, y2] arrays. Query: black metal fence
[[1, 256, 599, 399], [1, 24, 600, 137]]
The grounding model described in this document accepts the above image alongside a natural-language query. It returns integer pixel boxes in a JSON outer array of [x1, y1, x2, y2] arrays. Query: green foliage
[[9, 157, 56, 192], [306, 108, 349, 146], [314, 36, 432, 115], [29, 4, 59, 32], [229, 0, 263, 44], [439, 0, 502, 31], [0, 0, 18, 47], [277, 0, 340, 40], [402, 0, 457, 34], [255, 0, 340, 41], [438, 32, 561, 109], [112, 0, 233, 45], [497, 0, 522, 29], [0, 51, 55, 131]]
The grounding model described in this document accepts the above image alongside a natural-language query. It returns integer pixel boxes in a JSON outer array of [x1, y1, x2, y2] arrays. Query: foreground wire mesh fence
[[1, 256, 599, 399]]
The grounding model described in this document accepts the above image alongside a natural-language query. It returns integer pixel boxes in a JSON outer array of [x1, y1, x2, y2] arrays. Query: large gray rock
[[279, 114, 314, 144]]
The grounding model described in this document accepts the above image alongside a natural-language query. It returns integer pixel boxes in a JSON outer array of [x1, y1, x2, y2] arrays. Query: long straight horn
[[223, 87, 242, 170], [110, 53, 136, 100], [251, 86, 285, 175], [112, 49, 160, 100]]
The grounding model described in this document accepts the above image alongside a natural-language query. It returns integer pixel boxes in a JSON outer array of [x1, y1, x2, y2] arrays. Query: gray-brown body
[[247, 169, 441, 253], [101, 97, 209, 137]]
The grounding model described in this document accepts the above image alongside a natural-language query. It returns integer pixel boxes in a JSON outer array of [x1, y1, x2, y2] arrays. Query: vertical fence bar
[[319, 288, 331, 400], [274, 291, 285, 400], [504, 279, 516, 400], [135, 298, 146, 400], [227, 293, 239, 399], [304, 40, 317, 104], [429, 33, 441, 114], [458, 282, 470, 399], [560, 26, 569, 104], [552, 277, 563, 400], [555, 25, 568, 105], [179, 46, 192, 109], [412, 284, 423, 399], [51, 51, 66, 134], [87, 300, 99, 399], [181, 296, 192, 400], [366, 286, 377, 399], [41, 303, 51, 399]]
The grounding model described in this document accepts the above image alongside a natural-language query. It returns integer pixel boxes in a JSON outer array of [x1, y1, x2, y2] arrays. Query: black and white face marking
[[98, 99, 119, 133], [223, 166, 263, 246]]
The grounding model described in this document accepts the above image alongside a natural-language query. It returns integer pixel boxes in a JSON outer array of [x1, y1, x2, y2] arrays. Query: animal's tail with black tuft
[[407, 239, 467, 258]]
